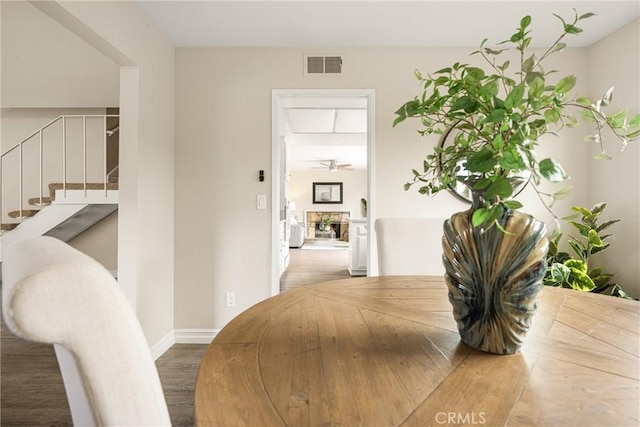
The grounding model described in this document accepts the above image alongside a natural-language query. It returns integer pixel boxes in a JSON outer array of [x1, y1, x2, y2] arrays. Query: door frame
[[270, 88, 376, 296]]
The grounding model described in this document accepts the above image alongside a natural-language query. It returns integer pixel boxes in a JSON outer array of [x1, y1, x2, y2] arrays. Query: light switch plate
[[257, 195, 267, 210]]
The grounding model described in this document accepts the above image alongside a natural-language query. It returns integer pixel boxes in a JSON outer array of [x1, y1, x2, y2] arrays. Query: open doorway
[[271, 89, 375, 295]]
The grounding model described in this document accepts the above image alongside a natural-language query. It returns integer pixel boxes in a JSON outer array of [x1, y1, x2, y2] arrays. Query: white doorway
[[271, 89, 375, 295]]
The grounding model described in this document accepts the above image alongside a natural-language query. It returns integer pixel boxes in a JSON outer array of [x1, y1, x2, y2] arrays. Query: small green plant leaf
[[467, 148, 498, 173], [503, 200, 523, 210], [549, 263, 571, 284], [555, 75, 577, 94], [473, 178, 492, 190], [544, 109, 561, 124], [472, 208, 489, 227], [587, 229, 603, 248], [505, 83, 526, 110], [451, 96, 478, 112], [527, 76, 544, 98], [484, 109, 507, 123], [539, 158, 568, 182], [594, 152, 612, 160], [486, 177, 513, 199], [553, 186, 572, 200], [601, 86, 614, 106], [565, 259, 587, 273], [568, 268, 596, 291]]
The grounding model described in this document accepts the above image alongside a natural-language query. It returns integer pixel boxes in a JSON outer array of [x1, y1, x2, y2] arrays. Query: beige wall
[[289, 170, 368, 223], [587, 18, 640, 298], [68, 211, 118, 272], [41, 1, 176, 346], [0, 1, 119, 108], [174, 45, 608, 330]]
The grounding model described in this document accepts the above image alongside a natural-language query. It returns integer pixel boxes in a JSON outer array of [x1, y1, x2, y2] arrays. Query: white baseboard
[[149, 329, 219, 360], [174, 328, 219, 344], [150, 330, 175, 360]]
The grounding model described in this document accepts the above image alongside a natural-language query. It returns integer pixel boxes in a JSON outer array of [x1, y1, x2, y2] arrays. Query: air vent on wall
[[304, 55, 343, 75]]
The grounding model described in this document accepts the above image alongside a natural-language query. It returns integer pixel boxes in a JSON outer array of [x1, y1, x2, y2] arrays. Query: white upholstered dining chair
[[375, 218, 446, 276], [1, 236, 171, 426]]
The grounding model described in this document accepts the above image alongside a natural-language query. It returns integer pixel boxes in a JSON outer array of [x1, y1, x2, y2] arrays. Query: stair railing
[[0, 114, 119, 226]]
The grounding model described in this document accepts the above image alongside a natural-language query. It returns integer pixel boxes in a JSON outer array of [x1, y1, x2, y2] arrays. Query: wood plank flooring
[[280, 246, 352, 292], [0, 308, 207, 427], [0, 244, 347, 425]]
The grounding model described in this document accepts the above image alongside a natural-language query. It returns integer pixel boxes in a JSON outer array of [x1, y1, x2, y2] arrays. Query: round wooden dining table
[[194, 276, 639, 426]]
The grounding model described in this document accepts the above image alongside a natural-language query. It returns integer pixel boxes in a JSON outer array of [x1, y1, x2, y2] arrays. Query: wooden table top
[[194, 276, 639, 426]]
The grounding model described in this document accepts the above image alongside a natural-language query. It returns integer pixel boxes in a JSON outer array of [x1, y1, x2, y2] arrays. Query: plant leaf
[[472, 208, 489, 227], [467, 148, 498, 173], [553, 186, 572, 200], [587, 229, 603, 248], [539, 158, 568, 182], [484, 109, 507, 123], [503, 200, 523, 209], [568, 268, 596, 291], [601, 87, 614, 106], [505, 83, 525, 110], [486, 177, 513, 199], [527, 76, 544, 98], [555, 75, 577, 94]]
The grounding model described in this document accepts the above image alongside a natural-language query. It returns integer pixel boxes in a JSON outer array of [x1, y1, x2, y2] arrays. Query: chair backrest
[[1, 236, 171, 426], [375, 218, 446, 276]]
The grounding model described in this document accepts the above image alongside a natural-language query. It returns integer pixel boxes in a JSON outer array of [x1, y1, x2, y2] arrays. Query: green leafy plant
[[544, 203, 636, 299], [321, 216, 333, 230], [360, 197, 368, 217], [393, 11, 640, 230]]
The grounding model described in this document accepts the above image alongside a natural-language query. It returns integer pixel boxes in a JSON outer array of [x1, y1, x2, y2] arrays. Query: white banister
[[18, 141, 23, 218], [0, 114, 119, 228], [62, 116, 67, 197], [39, 130, 43, 205], [103, 116, 107, 197], [83, 116, 87, 196]]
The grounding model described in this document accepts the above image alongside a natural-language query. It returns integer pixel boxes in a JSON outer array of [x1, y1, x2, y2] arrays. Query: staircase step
[[29, 197, 52, 207], [1, 223, 20, 232], [48, 182, 119, 201], [8, 209, 40, 219]]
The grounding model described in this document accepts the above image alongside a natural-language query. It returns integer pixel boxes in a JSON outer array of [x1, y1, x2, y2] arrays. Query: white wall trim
[[150, 328, 219, 360], [150, 330, 175, 360], [271, 88, 376, 296], [174, 328, 219, 344]]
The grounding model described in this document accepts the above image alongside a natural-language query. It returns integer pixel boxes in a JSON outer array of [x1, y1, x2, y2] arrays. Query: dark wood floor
[[0, 245, 348, 426]]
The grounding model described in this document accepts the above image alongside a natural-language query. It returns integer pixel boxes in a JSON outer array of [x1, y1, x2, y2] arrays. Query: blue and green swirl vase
[[442, 189, 549, 355]]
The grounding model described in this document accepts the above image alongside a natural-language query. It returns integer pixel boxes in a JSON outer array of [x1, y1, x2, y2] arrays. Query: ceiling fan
[[311, 159, 353, 171]]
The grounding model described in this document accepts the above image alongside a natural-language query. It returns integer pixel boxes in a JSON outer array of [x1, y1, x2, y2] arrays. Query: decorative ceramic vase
[[442, 183, 549, 355]]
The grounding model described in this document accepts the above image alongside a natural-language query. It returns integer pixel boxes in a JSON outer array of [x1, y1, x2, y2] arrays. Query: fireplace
[[306, 211, 350, 241]]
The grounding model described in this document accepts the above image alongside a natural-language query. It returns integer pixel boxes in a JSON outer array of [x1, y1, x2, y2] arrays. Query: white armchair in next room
[[289, 219, 305, 248]]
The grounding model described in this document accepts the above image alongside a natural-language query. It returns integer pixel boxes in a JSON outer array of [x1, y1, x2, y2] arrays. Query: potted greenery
[[394, 11, 639, 230], [545, 203, 636, 300], [393, 11, 639, 354]]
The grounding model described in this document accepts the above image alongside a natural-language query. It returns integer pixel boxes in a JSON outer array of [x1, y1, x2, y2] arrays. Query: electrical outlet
[[226, 292, 236, 307]]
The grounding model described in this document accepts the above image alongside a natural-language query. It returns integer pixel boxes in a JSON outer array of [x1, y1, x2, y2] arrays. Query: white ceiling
[[284, 107, 368, 171], [134, 1, 639, 48], [133, 1, 639, 171]]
